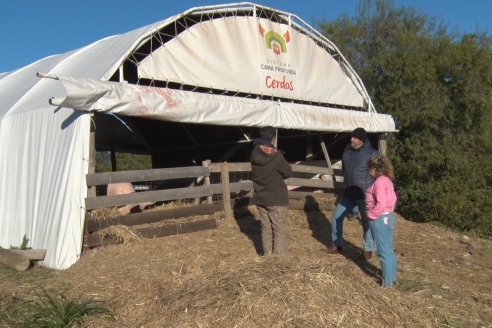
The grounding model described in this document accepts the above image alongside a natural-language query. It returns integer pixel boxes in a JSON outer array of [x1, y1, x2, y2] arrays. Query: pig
[[106, 182, 153, 215]]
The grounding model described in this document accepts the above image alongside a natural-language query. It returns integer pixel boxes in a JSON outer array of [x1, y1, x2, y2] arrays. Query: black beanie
[[259, 126, 276, 142], [351, 127, 367, 141]]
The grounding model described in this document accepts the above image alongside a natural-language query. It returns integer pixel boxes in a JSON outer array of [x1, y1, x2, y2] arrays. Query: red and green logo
[[259, 24, 290, 55]]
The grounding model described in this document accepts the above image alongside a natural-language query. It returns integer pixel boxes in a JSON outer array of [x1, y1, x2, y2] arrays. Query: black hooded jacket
[[251, 143, 292, 206]]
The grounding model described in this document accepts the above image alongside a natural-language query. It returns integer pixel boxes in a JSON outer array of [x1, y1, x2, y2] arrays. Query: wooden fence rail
[[86, 166, 209, 186], [84, 162, 344, 248]]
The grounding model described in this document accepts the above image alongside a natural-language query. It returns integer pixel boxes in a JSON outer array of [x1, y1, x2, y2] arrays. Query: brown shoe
[[363, 250, 373, 260], [321, 246, 343, 254]]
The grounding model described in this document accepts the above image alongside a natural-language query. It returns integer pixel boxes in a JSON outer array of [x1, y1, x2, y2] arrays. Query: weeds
[[9, 234, 31, 250], [437, 312, 467, 328], [0, 287, 113, 327], [396, 278, 433, 293]]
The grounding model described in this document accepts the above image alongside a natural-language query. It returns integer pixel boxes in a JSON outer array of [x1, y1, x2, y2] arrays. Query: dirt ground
[[1, 202, 491, 327]]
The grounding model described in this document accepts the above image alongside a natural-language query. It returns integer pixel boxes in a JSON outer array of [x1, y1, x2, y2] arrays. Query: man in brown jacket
[[251, 127, 292, 256]]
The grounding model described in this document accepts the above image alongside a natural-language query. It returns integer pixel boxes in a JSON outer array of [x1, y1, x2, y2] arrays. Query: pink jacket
[[365, 175, 397, 220]]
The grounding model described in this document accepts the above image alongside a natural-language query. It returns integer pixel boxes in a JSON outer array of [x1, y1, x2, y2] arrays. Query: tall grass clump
[[0, 287, 113, 327]]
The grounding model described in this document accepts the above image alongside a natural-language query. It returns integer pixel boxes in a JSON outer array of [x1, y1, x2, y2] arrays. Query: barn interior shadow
[[304, 195, 381, 283]]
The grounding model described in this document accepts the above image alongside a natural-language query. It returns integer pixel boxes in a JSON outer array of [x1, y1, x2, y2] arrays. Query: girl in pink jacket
[[366, 155, 397, 287]]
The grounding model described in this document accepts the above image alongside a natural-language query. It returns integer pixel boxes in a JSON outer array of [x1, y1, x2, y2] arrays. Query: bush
[[317, 0, 492, 237]]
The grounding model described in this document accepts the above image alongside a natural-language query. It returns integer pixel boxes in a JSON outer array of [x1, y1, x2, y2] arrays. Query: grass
[[0, 263, 53, 285], [0, 287, 113, 327], [395, 277, 433, 293], [396, 279, 468, 328], [436, 312, 467, 328]]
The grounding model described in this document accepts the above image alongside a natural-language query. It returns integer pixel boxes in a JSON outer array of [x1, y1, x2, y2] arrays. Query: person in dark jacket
[[322, 127, 379, 259], [251, 127, 293, 256]]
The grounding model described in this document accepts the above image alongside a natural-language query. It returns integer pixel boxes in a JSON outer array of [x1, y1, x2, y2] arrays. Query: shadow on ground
[[232, 196, 382, 283]]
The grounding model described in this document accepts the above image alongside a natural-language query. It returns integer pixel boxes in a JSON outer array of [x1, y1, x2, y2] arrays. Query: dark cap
[[351, 127, 367, 141], [259, 126, 276, 142]]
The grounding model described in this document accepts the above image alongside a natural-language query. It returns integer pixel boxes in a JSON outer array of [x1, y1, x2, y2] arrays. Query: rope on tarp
[[38, 72, 135, 134], [37, 72, 59, 80]]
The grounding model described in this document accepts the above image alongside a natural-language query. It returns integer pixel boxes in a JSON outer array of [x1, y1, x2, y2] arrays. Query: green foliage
[[10, 234, 31, 250], [0, 287, 113, 327], [96, 151, 152, 172], [317, 0, 492, 236]]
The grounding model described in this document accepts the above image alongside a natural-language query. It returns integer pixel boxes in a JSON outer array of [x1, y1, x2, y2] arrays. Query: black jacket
[[251, 144, 292, 206], [342, 139, 379, 200]]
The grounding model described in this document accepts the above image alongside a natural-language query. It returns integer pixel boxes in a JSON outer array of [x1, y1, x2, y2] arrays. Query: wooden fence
[[84, 162, 344, 248]]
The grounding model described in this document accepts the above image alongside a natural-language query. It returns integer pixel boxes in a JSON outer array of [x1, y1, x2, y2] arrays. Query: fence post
[[203, 159, 212, 204], [221, 162, 233, 219], [319, 134, 335, 179], [378, 133, 388, 155], [318, 134, 333, 170]]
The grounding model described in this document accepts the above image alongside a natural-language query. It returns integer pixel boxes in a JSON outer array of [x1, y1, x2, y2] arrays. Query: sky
[[1, 0, 490, 73]]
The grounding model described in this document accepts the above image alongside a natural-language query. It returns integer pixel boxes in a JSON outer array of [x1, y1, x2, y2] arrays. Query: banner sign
[[138, 17, 364, 107]]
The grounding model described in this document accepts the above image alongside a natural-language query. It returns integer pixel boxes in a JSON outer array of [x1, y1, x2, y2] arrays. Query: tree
[[96, 151, 151, 172], [316, 0, 492, 236]]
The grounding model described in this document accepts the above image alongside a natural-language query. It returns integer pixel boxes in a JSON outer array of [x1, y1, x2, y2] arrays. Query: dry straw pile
[[1, 201, 491, 327]]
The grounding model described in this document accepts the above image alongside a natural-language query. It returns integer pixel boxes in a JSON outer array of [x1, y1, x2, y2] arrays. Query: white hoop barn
[[0, 3, 396, 269]]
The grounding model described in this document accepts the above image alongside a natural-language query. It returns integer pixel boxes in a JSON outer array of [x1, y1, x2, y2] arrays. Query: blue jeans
[[331, 197, 374, 251], [368, 213, 397, 287]]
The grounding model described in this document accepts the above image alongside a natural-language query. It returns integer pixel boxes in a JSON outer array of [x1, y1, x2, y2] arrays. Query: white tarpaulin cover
[[51, 76, 396, 132], [0, 18, 165, 269], [139, 17, 364, 107]]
